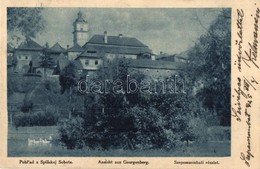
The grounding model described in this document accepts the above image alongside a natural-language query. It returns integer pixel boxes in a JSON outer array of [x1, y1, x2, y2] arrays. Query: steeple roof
[[75, 11, 87, 23]]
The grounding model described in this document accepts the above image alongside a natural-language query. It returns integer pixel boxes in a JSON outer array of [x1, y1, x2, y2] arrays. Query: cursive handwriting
[[235, 9, 244, 72], [240, 108, 254, 167], [232, 77, 248, 122], [242, 7, 260, 69]]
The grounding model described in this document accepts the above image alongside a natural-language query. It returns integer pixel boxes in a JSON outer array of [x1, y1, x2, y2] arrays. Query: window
[[25, 56, 28, 59], [95, 60, 98, 65], [80, 28, 83, 31], [87, 51, 96, 53], [85, 60, 89, 65], [18, 56, 21, 59]]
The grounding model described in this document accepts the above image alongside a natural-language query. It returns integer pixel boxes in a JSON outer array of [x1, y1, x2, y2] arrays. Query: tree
[[59, 62, 78, 118], [7, 8, 46, 46], [187, 9, 231, 126], [39, 49, 54, 77]]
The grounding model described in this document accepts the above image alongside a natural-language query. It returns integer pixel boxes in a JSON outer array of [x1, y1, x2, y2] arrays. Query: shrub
[[58, 116, 85, 149], [13, 109, 59, 128]]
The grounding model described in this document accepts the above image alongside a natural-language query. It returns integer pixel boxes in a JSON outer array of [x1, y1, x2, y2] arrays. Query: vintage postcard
[[0, 0, 259, 169]]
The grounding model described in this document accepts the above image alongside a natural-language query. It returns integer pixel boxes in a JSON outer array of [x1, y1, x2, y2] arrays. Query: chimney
[[118, 34, 123, 38], [104, 31, 108, 43]]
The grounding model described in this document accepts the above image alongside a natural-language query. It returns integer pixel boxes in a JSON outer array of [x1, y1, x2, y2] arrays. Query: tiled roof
[[17, 39, 43, 50], [49, 42, 66, 53], [68, 43, 84, 52], [85, 34, 148, 47], [80, 44, 151, 58]]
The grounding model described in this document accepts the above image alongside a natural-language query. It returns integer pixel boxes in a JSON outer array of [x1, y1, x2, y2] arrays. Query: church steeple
[[73, 11, 89, 47]]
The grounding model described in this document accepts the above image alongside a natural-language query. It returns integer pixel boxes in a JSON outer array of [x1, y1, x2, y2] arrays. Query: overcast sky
[[34, 8, 222, 54]]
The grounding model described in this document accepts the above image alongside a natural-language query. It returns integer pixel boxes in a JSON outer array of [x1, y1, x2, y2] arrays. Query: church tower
[[73, 11, 89, 47]]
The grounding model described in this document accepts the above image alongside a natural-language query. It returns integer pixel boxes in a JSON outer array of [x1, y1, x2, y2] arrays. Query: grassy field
[[8, 126, 230, 157]]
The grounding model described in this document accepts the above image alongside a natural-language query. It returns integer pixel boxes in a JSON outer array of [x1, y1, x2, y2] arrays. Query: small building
[[13, 38, 44, 73]]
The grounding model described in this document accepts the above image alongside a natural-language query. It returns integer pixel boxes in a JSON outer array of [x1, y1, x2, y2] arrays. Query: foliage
[[7, 8, 45, 37], [186, 9, 231, 126], [39, 50, 55, 76], [58, 11, 232, 150], [58, 58, 212, 150], [58, 116, 85, 149], [13, 107, 59, 128], [59, 62, 78, 94]]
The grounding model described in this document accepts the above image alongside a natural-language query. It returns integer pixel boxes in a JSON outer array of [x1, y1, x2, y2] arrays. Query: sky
[[34, 8, 222, 54]]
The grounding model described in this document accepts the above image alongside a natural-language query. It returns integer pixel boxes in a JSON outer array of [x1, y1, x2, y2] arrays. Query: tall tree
[[7, 8, 46, 46], [39, 49, 54, 76], [187, 9, 231, 126], [59, 62, 78, 118]]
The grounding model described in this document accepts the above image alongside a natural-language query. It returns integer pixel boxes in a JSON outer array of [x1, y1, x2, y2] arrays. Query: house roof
[[68, 43, 84, 52], [80, 44, 151, 58], [49, 42, 66, 53], [156, 53, 176, 61], [85, 34, 148, 47], [7, 44, 14, 52], [17, 39, 43, 50]]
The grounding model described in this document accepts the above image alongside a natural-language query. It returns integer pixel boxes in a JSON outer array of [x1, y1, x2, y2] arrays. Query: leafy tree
[[187, 9, 231, 126], [7, 8, 46, 46], [59, 116, 85, 149], [39, 49, 54, 76], [59, 62, 78, 118]]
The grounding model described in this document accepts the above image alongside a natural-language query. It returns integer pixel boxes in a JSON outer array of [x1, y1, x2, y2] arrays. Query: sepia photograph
[[7, 8, 231, 157]]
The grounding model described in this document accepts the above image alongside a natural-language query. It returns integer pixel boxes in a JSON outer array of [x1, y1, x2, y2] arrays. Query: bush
[[13, 108, 59, 128], [58, 116, 85, 149]]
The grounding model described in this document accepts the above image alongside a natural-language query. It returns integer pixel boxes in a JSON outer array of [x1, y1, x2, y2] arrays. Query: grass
[[8, 126, 230, 157]]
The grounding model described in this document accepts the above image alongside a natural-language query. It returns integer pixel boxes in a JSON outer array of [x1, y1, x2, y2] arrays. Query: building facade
[[8, 11, 184, 78]]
